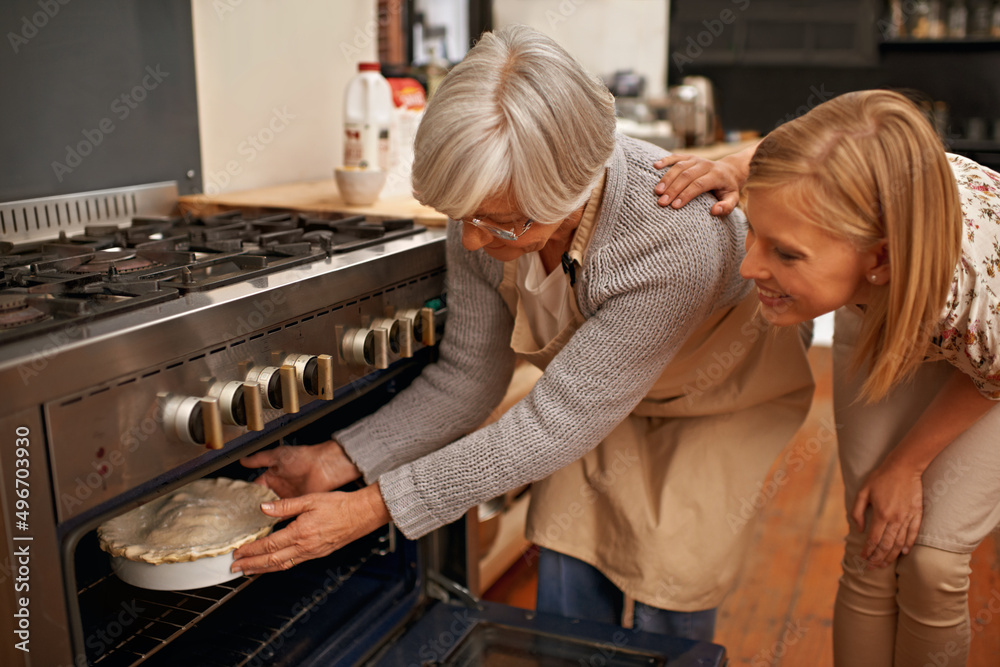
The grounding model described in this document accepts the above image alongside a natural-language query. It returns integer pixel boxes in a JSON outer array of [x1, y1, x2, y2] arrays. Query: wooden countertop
[[178, 182, 448, 226], [177, 139, 758, 227]]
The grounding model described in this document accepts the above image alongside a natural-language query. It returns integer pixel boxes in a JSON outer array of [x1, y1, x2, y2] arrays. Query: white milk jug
[[344, 62, 393, 170]]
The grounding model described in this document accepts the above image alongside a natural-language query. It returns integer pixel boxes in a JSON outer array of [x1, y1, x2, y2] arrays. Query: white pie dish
[[110, 550, 242, 591], [98, 477, 279, 591]]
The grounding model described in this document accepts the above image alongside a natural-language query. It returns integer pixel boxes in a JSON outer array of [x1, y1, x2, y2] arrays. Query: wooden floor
[[484, 346, 1000, 666]]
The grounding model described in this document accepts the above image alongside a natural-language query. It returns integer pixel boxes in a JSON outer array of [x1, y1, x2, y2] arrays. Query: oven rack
[[79, 526, 396, 667], [85, 573, 258, 667], [223, 546, 380, 667]]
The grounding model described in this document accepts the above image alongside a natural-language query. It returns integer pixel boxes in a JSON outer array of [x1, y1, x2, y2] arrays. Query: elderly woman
[[232, 25, 813, 641]]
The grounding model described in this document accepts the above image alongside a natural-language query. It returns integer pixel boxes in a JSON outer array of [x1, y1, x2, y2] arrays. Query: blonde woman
[[233, 25, 814, 642], [654, 89, 1000, 666]]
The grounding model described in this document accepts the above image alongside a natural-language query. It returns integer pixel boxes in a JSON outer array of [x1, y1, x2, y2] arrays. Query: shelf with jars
[[880, 0, 1000, 45]]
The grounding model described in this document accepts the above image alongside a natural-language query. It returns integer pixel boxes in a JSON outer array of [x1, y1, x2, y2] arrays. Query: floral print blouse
[[927, 153, 1000, 398]]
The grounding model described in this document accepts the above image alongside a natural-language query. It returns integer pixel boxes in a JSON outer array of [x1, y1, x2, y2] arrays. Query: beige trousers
[[833, 530, 972, 667], [831, 308, 1000, 666]]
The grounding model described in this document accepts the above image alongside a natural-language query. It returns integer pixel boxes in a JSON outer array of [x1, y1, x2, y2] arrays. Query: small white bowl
[[335, 167, 387, 206]]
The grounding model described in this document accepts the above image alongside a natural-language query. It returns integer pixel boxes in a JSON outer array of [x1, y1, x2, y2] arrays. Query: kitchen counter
[[178, 139, 759, 226], [178, 181, 448, 226]]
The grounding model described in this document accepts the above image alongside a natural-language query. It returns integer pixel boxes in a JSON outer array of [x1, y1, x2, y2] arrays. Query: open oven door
[[281, 482, 726, 667], [277, 523, 726, 667], [369, 596, 728, 666]]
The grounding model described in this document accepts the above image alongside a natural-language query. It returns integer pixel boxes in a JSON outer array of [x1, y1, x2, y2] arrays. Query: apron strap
[[499, 169, 608, 317], [561, 171, 606, 286]]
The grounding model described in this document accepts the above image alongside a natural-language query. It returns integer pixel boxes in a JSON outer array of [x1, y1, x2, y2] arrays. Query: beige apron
[[499, 183, 815, 611]]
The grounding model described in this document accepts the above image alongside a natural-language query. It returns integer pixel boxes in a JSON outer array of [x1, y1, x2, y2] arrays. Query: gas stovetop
[[0, 209, 423, 343]]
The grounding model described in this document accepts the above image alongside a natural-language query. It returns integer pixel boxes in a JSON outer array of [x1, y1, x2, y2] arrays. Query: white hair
[[412, 24, 617, 224]]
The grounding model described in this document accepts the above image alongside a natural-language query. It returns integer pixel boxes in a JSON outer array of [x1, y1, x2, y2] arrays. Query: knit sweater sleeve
[[378, 136, 747, 538], [334, 220, 517, 482]]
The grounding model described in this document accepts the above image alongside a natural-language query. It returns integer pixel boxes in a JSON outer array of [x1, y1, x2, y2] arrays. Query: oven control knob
[[283, 353, 334, 400], [245, 365, 300, 414], [397, 307, 436, 346], [279, 365, 301, 414], [242, 381, 265, 430], [161, 394, 225, 449], [210, 380, 265, 431], [201, 398, 225, 450], [371, 316, 414, 358], [341, 326, 389, 369]]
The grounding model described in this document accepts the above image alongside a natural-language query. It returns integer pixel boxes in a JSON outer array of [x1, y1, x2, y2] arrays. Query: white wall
[[492, 0, 669, 99], [190, 1, 669, 196], [191, 0, 378, 195]]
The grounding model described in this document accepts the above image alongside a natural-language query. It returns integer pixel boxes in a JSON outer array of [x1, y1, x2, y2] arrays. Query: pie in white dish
[[98, 477, 279, 565]]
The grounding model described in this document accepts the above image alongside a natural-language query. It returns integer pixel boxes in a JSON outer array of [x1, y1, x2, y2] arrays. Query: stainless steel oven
[[0, 185, 453, 666]]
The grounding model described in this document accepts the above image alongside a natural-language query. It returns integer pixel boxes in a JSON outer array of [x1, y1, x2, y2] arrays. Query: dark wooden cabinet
[[669, 0, 1000, 143], [671, 0, 879, 68]]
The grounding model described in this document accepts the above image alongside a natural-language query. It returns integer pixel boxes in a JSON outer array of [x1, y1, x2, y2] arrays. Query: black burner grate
[[0, 209, 425, 343]]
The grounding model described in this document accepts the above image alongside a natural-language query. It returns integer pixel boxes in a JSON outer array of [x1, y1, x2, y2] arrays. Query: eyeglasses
[[462, 216, 534, 241]]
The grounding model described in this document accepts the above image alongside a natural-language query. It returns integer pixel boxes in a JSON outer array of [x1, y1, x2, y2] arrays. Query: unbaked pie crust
[[98, 477, 280, 564]]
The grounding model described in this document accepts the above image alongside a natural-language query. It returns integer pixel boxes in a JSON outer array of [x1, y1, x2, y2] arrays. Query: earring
[[870, 274, 878, 283]]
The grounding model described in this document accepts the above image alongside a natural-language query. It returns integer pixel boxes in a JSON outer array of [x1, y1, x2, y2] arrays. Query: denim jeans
[[535, 547, 717, 642]]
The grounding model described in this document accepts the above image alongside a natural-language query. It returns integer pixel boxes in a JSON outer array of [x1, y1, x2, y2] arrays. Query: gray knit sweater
[[335, 134, 750, 538]]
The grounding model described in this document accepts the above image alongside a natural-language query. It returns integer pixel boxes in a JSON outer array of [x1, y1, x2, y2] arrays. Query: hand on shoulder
[[652, 142, 759, 216]]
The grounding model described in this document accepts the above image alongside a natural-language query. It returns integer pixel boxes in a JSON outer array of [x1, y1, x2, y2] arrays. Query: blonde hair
[[745, 89, 961, 402], [411, 24, 616, 224]]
